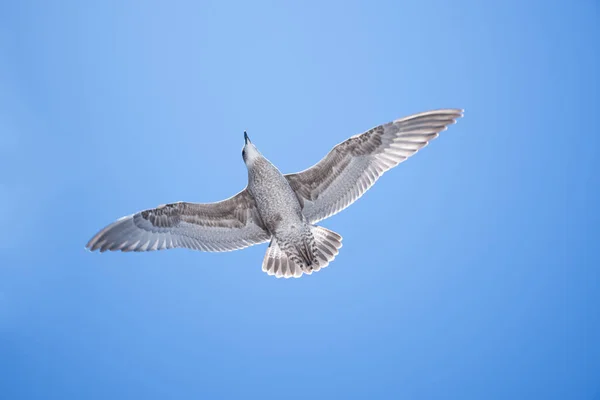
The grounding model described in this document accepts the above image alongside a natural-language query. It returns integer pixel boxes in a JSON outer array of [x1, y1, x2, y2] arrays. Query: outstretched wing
[[86, 188, 270, 252], [286, 109, 463, 223]]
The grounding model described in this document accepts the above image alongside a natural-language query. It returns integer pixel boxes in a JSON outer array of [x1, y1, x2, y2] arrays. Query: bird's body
[[245, 147, 322, 273], [246, 151, 303, 235], [87, 109, 464, 278]]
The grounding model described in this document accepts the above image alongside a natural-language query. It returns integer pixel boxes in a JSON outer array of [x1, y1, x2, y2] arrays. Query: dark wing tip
[[85, 214, 137, 253]]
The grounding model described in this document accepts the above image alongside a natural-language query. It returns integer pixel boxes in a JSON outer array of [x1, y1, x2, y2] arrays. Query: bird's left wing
[[86, 188, 270, 252], [285, 109, 463, 224]]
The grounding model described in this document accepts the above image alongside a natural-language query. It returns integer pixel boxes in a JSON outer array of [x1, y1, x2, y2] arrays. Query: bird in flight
[[87, 109, 464, 278]]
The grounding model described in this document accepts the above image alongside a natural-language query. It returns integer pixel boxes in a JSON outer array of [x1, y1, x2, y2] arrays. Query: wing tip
[[85, 237, 100, 252], [452, 108, 465, 120], [396, 108, 465, 123]]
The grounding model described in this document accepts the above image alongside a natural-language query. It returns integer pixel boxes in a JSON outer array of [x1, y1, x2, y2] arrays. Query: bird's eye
[[242, 149, 246, 158]]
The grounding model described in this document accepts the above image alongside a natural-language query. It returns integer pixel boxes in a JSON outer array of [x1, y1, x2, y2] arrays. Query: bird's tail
[[261, 225, 343, 279], [310, 225, 343, 270]]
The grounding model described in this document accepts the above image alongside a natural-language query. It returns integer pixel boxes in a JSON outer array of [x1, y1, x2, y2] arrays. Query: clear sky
[[1, 1, 598, 399]]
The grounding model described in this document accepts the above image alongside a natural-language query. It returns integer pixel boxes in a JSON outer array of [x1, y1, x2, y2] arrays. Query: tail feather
[[312, 226, 342, 272], [261, 239, 303, 278], [261, 226, 343, 279]]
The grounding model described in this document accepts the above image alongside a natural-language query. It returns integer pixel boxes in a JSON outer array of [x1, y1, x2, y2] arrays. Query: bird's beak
[[244, 131, 251, 145]]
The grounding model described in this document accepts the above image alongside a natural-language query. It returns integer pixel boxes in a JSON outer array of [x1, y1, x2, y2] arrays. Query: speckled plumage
[[86, 109, 464, 278], [244, 154, 320, 273]]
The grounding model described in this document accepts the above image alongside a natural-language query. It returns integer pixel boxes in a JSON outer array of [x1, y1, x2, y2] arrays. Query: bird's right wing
[[86, 188, 270, 252], [285, 109, 463, 223]]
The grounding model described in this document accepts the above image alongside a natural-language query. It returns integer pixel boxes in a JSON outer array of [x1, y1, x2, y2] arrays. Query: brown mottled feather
[[286, 109, 464, 223], [86, 188, 270, 253]]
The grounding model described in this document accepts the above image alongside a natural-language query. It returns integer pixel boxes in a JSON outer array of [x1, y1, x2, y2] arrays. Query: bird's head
[[242, 131, 262, 167]]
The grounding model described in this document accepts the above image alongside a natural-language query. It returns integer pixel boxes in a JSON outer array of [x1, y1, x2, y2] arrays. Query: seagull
[[86, 109, 463, 278]]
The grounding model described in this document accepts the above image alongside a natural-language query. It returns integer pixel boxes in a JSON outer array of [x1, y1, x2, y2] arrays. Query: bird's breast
[[248, 165, 303, 234]]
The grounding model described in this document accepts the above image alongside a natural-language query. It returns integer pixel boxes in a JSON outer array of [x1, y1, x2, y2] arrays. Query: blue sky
[[1, 0, 598, 398]]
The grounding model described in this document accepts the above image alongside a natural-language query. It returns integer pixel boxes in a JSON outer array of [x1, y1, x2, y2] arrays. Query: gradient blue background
[[1, 1, 598, 399]]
